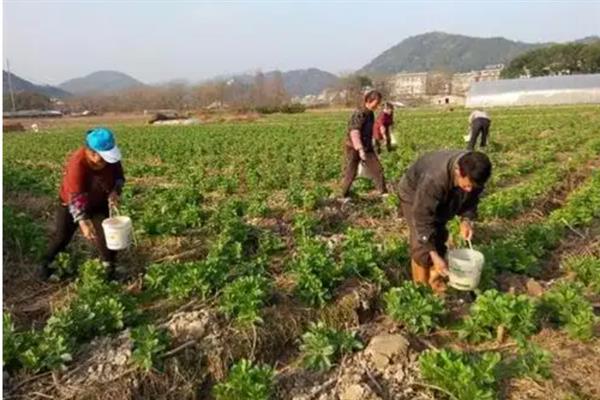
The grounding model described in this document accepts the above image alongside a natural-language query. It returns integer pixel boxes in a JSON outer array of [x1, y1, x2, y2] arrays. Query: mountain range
[[361, 32, 600, 74], [58, 70, 145, 95], [7, 32, 599, 100], [220, 68, 340, 97], [3, 70, 70, 98]]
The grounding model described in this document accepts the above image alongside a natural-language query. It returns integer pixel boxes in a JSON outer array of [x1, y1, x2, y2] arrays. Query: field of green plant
[[3, 105, 600, 399]]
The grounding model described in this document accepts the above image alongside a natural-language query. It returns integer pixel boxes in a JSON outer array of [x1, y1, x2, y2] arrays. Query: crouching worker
[[39, 127, 125, 281], [340, 90, 387, 199], [467, 109, 491, 151], [397, 150, 492, 294], [373, 102, 395, 153]]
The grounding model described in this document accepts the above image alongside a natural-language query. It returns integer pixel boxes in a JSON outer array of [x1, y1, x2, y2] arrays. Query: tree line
[[3, 70, 394, 113], [501, 41, 600, 79]]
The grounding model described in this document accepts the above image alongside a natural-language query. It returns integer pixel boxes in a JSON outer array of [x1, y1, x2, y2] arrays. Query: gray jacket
[[398, 150, 484, 252]]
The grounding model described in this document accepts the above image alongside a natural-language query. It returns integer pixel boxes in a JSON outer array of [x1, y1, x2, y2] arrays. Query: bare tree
[[372, 74, 394, 100], [267, 70, 289, 106], [426, 70, 452, 95], [338, 74, 373, 107], [253, 71, 267, 107]]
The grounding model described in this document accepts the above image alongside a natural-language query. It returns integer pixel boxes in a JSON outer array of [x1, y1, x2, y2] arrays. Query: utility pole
[[6, 59, 17, 112]]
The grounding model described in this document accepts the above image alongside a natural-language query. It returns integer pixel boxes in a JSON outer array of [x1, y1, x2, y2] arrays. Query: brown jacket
[[345, 107, 375, 153], [397, 150, 483, 252]]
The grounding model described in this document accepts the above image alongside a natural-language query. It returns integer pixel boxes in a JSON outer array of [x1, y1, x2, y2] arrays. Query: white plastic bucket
[[447, 248, 484, 291], [102, 216, 133, 250], [357, 162, 368, 178]]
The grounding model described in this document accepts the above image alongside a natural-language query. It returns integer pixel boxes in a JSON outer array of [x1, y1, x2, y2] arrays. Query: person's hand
[[358, 149, 367, 161], [460, 220, 474, 241], [108, 191, 120, 208], [79, 219, 97, 242], [430, 251, 449, 277]]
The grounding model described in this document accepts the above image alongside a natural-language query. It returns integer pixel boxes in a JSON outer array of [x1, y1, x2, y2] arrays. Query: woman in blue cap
[[39, 127, 126, 280]]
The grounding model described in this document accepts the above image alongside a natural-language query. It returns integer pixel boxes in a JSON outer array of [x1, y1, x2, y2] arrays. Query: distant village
[[293, 64, 505, 107]]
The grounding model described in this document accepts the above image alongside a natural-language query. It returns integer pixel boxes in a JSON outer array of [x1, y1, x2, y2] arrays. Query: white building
[[390, 72, 429, 97], [451, 65, 504, 96], [466, 74, 600, 107], [390, 65, 504, 99]]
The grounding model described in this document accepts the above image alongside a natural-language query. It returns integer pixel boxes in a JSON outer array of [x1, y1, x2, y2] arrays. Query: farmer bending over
[[39, 127, 125, 281], [373, 102, 395, 153], [340, 90, 387, 199], [397, 150, 492, 294], [467, 109, 491, 151]]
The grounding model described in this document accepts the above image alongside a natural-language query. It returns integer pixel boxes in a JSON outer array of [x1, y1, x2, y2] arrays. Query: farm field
[[3, 105, 600, 400]]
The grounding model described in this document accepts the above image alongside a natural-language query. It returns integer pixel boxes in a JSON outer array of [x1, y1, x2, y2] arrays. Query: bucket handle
[[466, 239, 479, 270], [109, 205, 120, 219]]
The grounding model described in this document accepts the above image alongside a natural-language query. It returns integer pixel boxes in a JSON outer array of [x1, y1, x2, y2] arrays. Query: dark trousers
[[400, 201, 448, 268], [43, 202, 116, 266], [341, 145, 387, 197], [467, 118, 491, 150]]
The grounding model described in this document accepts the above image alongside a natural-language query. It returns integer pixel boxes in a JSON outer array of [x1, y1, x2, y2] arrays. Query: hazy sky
[[3, 1, 599, 85]]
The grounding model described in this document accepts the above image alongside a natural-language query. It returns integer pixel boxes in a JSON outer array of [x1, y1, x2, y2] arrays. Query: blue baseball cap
[[85, 127, 122, 163]]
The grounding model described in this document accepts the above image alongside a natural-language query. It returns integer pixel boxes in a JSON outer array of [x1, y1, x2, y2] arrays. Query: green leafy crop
[[220, 275, 269, 326], [420, 349, 502, 400], [563, 255, 600, 294], [540, 281, 597, 340], [131, 324, 170, 372], [341, 228, 388, 286], [299, 321, 363, 372], [213, 359, 274, 400], [460, 290, 539, 343], [384, 282, 445, 334], [289, 238, 341, 307]]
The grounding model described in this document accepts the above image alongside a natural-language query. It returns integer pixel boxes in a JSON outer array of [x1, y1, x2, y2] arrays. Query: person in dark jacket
[[340, 90, 387, 198], [397, 150, 492, 293], [467, 110, 491, 151], [39, 127, 125, 280]]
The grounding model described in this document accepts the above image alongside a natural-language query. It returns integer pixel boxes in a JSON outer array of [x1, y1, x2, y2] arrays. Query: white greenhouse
[[466, 74, 600, 107]]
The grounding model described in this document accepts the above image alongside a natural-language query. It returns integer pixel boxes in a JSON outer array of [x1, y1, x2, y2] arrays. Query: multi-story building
[[390, 65, 504, 98], [389, 72, 429, 97]]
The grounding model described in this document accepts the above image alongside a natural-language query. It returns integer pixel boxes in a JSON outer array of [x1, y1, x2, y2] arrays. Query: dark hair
[[458, 151, 492, 186], [383, 101, 394, 110], [364, 90, 382, 104]]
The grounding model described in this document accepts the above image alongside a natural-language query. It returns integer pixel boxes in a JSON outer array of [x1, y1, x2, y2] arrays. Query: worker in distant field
[[467, 109, 491, 150], [39, 127, 125, 281], [397, 150, 492, 294], [340, 90, 387, 199], [373, 102, 395, 153]]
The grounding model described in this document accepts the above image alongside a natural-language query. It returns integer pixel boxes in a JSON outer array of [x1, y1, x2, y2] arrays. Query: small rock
[[168, 310, 210, 340], [339, 384, 366, 400], [526, 279, 544, 297], [394, 367, 405, 383], [114, 352, 129, 366], [365, 334, 410, 371]]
